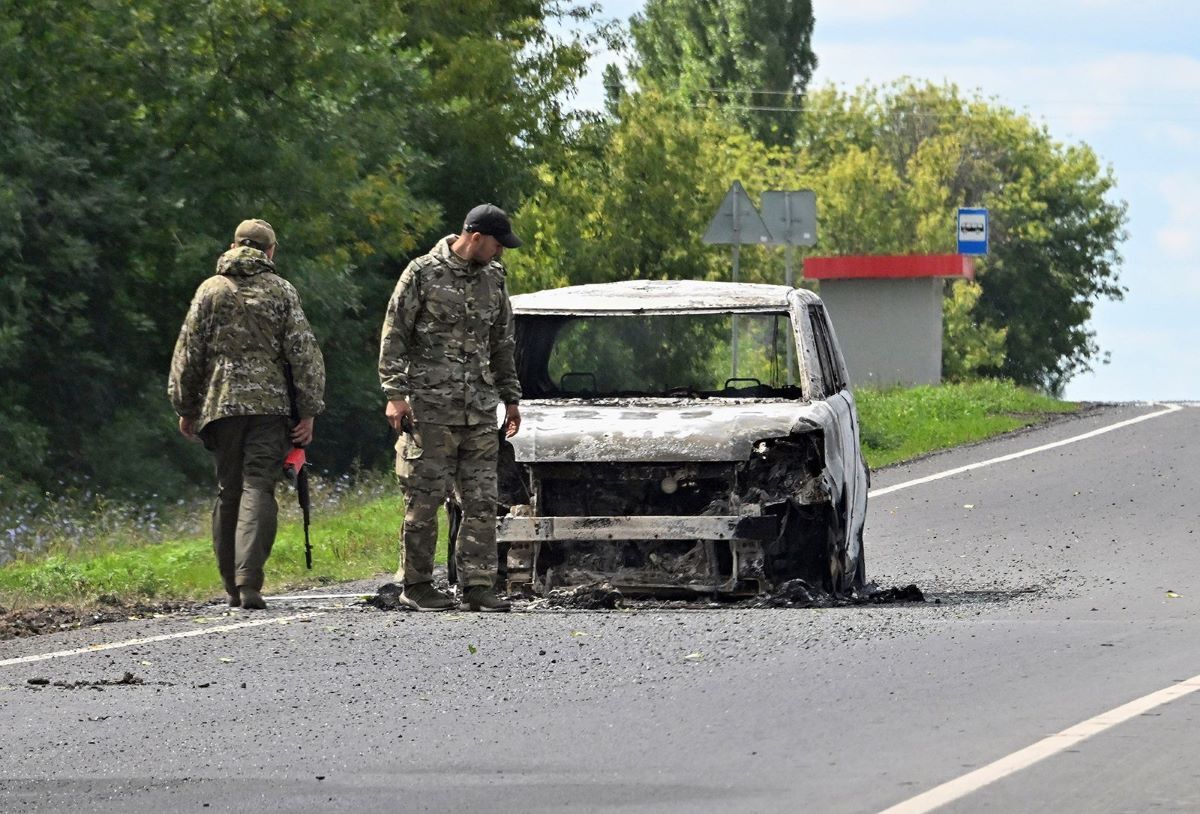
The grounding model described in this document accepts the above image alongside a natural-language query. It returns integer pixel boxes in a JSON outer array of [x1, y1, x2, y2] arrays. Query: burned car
[[495, 280, 868, 598]]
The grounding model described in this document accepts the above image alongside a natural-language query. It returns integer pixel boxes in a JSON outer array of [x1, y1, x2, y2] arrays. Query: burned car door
[[795, 298, 869, 590]]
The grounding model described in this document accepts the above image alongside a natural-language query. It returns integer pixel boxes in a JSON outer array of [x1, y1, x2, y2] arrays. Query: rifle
[[283, 363, 313, 569]]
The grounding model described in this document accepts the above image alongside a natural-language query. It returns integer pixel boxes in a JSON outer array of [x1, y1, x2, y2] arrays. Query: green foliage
[[800, 83, 1127, 393], [1, 3, 1125, 510], [942, 280, 1007, 381], [855, 379, 1077, 468], [0, 0, 604, 498], [506, 90, 786, 292], [16, 555, 171, 602], [513, 80, 1127, 395], [0, 496, 448, 606], [630, 0, 816, 145]]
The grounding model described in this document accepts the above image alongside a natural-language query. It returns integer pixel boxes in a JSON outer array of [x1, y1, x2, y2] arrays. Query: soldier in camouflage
[[169, 219, 325, 610], [379, 204, 522, 612]]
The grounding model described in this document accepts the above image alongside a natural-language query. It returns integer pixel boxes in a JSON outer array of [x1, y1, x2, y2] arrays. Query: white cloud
[[813, 44, 1200, 141], [1064, 295, 1200, 401], [1156, 124, 1200, 150], [1156, 229, 1194, 257], [1155, 176, 1200, 260]]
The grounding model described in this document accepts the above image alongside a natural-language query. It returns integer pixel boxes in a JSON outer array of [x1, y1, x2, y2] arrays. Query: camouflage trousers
[[201, 415, 289, 593], [395, 421, 499, 588]]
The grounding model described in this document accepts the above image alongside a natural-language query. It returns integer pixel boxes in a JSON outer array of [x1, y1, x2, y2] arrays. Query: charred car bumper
[[498, 511, 785, 597], [498, 514, 777, 543]]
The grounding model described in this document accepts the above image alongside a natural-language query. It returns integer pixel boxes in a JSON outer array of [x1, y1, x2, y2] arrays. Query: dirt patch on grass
[[0, 599, 204, 640]]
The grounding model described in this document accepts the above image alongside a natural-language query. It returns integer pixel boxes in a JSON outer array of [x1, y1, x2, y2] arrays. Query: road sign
[[702, 181, 772, 379], [703, 181, 773, 245], [957, 207, 989, 255], [761, 190, 816, 247]]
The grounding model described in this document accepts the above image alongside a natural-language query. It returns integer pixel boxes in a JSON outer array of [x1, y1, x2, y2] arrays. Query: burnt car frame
[[492, 279, 869, 598]]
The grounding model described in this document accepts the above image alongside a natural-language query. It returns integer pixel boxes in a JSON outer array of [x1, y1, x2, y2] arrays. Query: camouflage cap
[[233, 218, 277, 249]]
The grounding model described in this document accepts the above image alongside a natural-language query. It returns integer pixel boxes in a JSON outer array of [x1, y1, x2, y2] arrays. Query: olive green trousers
[[201, 415, 289, 593], [394, 422, 499, 588]]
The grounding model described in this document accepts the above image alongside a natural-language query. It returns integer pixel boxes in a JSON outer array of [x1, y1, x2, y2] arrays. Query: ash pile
[[362, 578, 924, 612]]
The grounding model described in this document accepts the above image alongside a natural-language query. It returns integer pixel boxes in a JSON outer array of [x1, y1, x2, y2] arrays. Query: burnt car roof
[[510, 279, 822, 315]]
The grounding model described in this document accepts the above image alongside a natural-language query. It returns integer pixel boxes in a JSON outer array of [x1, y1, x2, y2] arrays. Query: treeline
[[0, 0, 604, 501], [0, 0, 1126, 503]]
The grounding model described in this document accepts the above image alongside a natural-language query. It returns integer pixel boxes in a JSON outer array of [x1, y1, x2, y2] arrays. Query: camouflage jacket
[[378, 235, 521, 425], [169, 246, 325, 432]]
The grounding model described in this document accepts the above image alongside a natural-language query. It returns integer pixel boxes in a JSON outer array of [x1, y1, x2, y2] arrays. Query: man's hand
[[386, 399, 415, 433], [291, 416, 315, 447], [503, 403, 521, 438], [178, 416, 198, 441]]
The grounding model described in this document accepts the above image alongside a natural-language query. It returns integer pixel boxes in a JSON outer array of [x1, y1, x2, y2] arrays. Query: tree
[[0, 0, 604, 498], [509, 81, 1126, 392], [798, 83, 1127, 392], [629, 0, 816, 145], [399, 0, 605, 223], [505, 90, 785, 293]]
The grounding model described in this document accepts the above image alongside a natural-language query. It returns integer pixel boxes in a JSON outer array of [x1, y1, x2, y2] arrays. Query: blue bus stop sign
[[957, 207, 989, 255]]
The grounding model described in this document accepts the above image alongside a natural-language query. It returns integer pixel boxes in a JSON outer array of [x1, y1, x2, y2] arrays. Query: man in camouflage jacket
[[169, 219, 325, 609], [379, 204, 522, 612]]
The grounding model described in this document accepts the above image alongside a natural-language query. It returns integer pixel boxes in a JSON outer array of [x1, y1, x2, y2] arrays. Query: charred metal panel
[[505, 536, 769, 598], [511, 279, 819, 315], [508, 401, 825, 463], [498, 515, 777, 543]]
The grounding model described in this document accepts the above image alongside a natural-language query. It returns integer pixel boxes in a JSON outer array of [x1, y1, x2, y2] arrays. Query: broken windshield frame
[[515, 312, 803, 399]]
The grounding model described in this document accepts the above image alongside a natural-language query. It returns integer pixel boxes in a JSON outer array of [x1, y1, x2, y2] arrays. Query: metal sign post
[[703, 181, 772, 378], [761, 190, 817, 385]]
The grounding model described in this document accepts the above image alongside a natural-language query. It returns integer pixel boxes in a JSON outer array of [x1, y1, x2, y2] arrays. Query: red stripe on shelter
[[804, 254, 975, 281]]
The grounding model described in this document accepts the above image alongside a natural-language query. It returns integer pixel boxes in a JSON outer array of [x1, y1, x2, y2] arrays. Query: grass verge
[[856, 379, 1078, 468], [0, 478, 447, 608], [2, 379, 1076, 607]]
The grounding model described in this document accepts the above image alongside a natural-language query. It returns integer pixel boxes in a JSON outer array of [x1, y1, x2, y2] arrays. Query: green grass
[[2, 379, 1075, 606], [0, 482, 449, 607], [855, 379, 1077, 469]]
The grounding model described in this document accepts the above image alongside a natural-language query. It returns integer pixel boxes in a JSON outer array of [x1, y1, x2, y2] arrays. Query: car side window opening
[[522, 312, 803, 398], [807, 304, 847, 395]]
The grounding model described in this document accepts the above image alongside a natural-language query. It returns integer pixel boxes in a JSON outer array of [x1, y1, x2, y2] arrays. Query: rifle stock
[[283, 363, 313, 569]]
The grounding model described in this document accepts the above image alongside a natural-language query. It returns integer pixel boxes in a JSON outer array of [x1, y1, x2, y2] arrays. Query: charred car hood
[[509, 399, 837, 463]]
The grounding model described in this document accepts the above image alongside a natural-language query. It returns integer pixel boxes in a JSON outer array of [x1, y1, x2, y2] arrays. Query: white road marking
[[869, 402, 1182, 498], [876, 400, 1188, 812], [878, 671, 1200, 813], [0, 612, 323, 668]]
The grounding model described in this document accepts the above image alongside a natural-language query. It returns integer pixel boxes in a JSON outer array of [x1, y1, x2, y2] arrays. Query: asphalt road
[[2, 402, 1198, 813]]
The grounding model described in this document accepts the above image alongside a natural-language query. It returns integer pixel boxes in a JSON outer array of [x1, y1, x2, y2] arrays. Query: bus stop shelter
[[804, 254, 976, 387]]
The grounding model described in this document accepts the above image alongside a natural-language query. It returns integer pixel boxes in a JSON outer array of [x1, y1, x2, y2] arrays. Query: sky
[[573, 1, 1200, 401]]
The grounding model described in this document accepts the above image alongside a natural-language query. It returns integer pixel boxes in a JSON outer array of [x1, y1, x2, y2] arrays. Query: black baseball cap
[[463, 203, 522, 249]]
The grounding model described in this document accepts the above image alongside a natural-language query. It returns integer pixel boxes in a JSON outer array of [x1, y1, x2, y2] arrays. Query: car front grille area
[[534, 462, 736, 517]]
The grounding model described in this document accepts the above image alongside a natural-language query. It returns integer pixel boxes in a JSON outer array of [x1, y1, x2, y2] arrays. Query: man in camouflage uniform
[[379, 204, 522, 612], [169, 219, 325, 610]]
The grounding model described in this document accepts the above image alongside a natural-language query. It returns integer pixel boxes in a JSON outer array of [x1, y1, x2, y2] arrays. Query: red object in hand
[[283, 446, 307, 480]]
